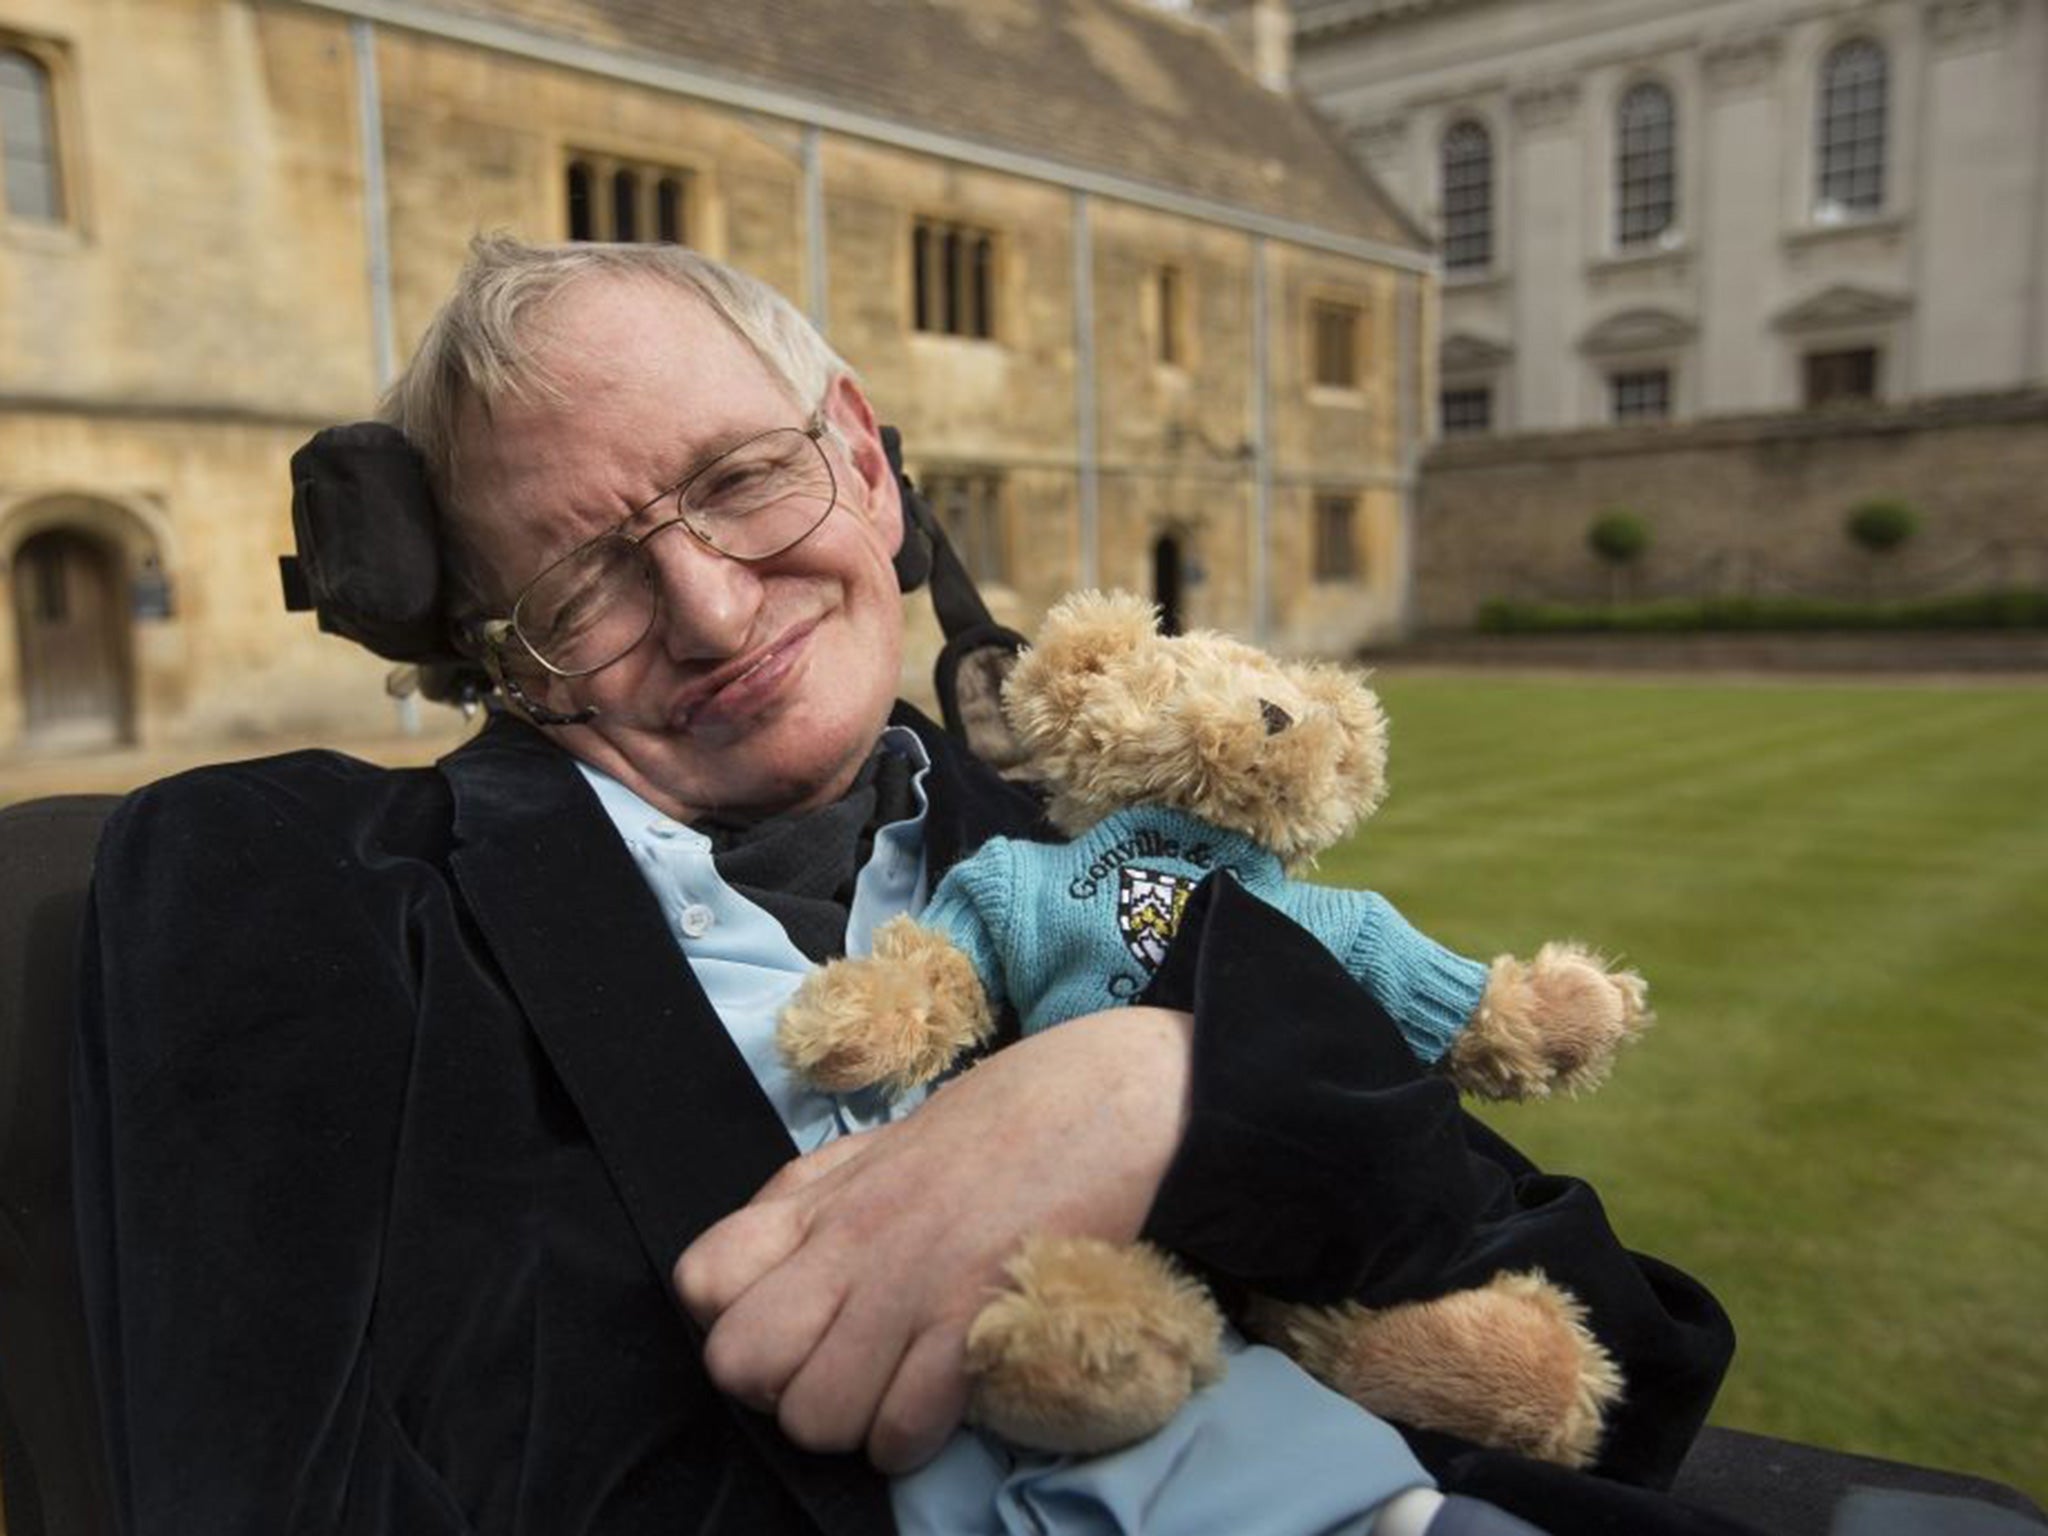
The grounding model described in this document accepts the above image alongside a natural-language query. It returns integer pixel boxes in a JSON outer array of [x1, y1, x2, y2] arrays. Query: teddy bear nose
[[1258, 699, 1294, 735]]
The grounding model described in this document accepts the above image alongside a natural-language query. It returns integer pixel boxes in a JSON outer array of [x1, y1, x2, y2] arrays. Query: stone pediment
[[1772, 284, 1914, 333], [1578, 307, 1697, 357], [1441, 331, 1512, 373]]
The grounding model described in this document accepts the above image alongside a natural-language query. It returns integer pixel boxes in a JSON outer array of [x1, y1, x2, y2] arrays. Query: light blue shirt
[[577, 732, 1430, 1536], [574, 725, 934, 1150]]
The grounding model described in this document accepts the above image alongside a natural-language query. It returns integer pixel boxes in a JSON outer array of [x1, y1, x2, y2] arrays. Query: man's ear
[[821, 373, 903, 550]]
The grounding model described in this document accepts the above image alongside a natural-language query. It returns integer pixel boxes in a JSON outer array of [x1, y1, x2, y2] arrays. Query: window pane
[[1804, 347, 1879, 407], [1313, 493, 1359, 581], [970, 236, 993, 339], [566, 162, 594, 241], [611, 169, 639, 242], [1610, 368, 1672, 422], [1818, 40, 1887, 212], [1616, 83, 1676, 245], [1441, 120, 1493, 271], [1441, 387, 1492, 434], [0, 49, 62, 222], [1312, 301, 1360, 388], [657, 177, 686, 244], [1157, 265, 1182, 365]]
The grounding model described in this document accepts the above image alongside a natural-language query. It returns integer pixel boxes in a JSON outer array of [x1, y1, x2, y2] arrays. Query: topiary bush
[[1587, 510, 1652, 565], [1845, 499, 1921, 555]]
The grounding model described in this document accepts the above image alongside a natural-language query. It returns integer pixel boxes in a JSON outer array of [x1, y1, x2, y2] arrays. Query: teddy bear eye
[[1258, 699, 1294, 735]]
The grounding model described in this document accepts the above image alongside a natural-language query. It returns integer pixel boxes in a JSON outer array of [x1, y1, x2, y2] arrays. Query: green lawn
[[1316, 675, 2048, 1503]]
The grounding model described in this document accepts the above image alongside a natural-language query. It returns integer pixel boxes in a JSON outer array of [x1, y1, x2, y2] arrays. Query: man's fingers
[[700, 1260, 849, 1410], [771, 1290, 913, 1455], [672, 1199, 806, 1326], [867, 1326, 973, 1474]]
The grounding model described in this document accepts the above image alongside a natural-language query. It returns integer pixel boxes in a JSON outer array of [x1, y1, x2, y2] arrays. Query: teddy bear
[[777, 588, 1648, 1465]]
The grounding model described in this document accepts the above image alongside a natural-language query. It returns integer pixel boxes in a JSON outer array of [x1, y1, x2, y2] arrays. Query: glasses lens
[[515, 535, 656, 675], [681, 428, 836, 559]]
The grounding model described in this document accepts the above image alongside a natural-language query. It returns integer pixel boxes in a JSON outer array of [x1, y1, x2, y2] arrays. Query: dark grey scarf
[[696, 747, 918, 963]]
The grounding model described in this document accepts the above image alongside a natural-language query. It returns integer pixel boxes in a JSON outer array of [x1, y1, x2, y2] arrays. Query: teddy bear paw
[[1248, 1271, 1622, 1469], [965, 1235, 1225, 1455], [776, 915, 994, 1097], [1448, 942, 1652, 1101]]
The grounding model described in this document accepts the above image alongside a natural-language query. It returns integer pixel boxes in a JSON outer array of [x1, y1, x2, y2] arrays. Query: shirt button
[[648, 820, 681, 840], [679, 903, 715, 938]]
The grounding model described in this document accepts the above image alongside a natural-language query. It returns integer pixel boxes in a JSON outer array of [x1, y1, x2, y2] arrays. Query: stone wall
[[1411, 390, 2048, 629]]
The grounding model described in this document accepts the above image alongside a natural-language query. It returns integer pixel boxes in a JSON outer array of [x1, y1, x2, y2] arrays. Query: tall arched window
[[1817, 39, 1887, 213], [1615, 82, 1676, 247], [0, 47, 63, 223], [1441, 120, 1493, 272]]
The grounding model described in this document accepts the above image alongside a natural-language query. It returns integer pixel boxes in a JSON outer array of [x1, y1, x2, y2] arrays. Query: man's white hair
[[381, 233, 851, 623]]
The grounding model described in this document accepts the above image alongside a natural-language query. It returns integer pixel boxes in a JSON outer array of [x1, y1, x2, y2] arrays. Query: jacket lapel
[[439, 715, 894, 1536]]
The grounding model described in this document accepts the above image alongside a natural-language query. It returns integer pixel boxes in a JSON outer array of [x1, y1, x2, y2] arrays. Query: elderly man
[[73, 237, 1732, 1536]]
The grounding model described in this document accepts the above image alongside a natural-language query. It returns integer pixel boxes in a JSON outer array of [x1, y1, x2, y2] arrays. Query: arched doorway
[[12, 527, 131, 749], [1151, 532, 1185, 636]]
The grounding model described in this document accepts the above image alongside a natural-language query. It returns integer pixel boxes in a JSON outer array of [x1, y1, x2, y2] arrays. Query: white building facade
[[1293, 0, 2048, 435]]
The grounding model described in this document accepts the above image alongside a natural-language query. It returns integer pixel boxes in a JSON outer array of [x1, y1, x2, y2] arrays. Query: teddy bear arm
[[1334, 890, 1493, 1068], [964, 1234, 1225, 1455], [776, 910, 997, 1097], [1447, 942, 1653, 1102]]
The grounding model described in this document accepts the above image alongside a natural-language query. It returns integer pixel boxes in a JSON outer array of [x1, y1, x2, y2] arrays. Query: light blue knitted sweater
[[919, 805, 1489, 1063]]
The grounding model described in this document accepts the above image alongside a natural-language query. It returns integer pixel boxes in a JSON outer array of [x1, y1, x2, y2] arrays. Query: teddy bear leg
[[1246, 1272, 1623, 1469], [965, 1234, 1225, 1455], [776, 914, 994, 1097], [1447, 942, 1652, 1101]]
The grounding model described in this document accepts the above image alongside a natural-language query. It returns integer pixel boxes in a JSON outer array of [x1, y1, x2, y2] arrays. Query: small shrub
[[1587, 510, 1652, 565], [1845, 499, 1921, 554]]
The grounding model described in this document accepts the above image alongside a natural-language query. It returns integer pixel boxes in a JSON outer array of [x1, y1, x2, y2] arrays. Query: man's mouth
[[670, 618, 819, 730]]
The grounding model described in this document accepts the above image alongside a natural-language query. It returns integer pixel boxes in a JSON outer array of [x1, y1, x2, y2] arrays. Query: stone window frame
[[1439, 118, 1494, 274], [910, 215, 1001, 341], [1810, 339, 1884, 405], [1814, 37, 1888, 219], [1150, 261, 1191, 371], [0, 28, 82, 242], [1310, 488, 1362, 584], [1439, 384, 1494, 436], [564, 150, 695, 246], [1306, 294, 1367, 395], [921, 465, 1010, 587], [1608, 364, 1675, 424], [1614, 79, 1679, 250]]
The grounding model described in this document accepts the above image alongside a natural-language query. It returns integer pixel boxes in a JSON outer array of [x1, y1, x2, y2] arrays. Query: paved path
[[0, 719, 478, 808]]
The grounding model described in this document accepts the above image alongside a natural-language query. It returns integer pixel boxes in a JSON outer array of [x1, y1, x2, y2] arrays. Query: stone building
[[0, 0, 1427, 758], [1292, 0, 2048, 626]]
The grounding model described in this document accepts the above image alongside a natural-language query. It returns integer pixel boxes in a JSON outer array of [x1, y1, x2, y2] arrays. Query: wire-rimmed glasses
[[493, 417, 838, 678]]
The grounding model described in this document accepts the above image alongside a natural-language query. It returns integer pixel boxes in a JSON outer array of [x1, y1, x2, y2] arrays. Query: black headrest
[[281, 422, 459, 666]]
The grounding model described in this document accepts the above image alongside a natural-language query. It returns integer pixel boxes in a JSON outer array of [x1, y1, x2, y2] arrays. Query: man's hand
[[673, 1005, 1194, 1473]]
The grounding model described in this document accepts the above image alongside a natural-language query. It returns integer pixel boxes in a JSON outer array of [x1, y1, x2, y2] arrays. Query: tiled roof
[[410, 0, 1425, 250]]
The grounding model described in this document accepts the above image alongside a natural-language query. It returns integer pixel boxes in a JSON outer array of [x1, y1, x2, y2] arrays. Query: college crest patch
[[1116, 866, 1197, 971]]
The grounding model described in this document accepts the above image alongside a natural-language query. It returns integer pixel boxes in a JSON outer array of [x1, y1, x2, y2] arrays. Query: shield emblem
[[1116, 866, 1197, 971]]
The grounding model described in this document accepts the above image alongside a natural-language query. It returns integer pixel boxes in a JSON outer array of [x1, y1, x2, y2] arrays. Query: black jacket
[[73, 709, 1737, 1535]]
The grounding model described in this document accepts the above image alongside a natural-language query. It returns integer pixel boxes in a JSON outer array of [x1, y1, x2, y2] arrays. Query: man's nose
[[641, 524, 764, 660]]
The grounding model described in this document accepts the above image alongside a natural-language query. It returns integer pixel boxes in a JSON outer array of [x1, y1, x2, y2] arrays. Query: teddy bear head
[[1000, 590, 1389, 868]]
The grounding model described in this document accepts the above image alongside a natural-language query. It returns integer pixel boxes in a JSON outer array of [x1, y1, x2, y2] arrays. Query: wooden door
[[13, 530, 128, 747]]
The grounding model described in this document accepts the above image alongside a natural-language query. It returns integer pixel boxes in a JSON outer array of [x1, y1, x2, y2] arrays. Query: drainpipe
[[802, 123, 828, 335], [1250, 234, 1272, 644], [351, 19, 396, 392], [1073, 189, 1099, 590]]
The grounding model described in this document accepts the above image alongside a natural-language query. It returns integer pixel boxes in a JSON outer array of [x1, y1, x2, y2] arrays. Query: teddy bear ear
[[1296, 663, 1391, 823], [1000, 589, 1161, 747]]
